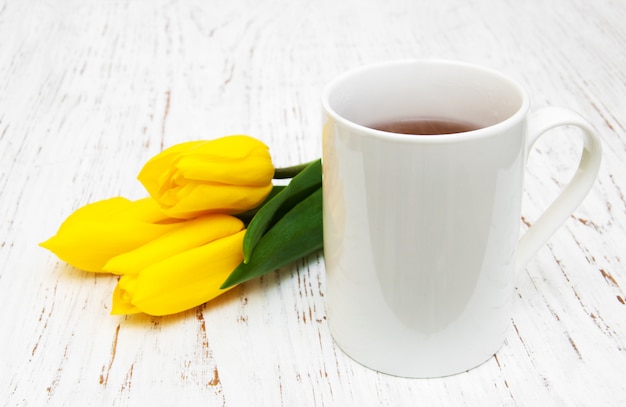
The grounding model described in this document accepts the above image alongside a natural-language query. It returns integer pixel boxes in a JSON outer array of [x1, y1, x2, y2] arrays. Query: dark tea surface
[[370, 118, 481, 135]]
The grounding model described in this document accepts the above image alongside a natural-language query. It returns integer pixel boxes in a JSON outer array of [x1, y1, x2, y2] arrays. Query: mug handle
[[516, 106, 602, 273]]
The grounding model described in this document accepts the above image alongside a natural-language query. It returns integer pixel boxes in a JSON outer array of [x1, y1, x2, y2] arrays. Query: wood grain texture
[[1, 0, 625, 405]]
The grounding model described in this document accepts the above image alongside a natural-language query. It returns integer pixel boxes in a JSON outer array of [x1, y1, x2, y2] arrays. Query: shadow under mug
[[321, 59, 602, 378]]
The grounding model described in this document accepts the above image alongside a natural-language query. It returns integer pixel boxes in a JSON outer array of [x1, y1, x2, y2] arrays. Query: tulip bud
[[138, 135, 274, 219], [40, 197, 183, 273], [109, 215, 245, 316]]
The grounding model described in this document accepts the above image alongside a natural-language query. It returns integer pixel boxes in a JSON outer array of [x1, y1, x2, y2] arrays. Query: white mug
[[321, 59, 602, 378]]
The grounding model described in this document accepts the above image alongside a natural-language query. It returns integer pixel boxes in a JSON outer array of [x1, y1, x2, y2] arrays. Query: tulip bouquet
[[40, 135, 322, 316]]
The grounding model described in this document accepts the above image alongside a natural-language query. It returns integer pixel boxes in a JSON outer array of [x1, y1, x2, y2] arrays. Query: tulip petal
[[188, 135, 265, 160], [112, 230, 246, 316], [103, 214, 244, 276], [164, 183, 273, 218], [177, 137, 273, 185], [40, 197, 182, 272], [111, 283, 142, 314], [137, 141, 206, 197], [177, 154, 274, 186], [124, 197, 185, 224]]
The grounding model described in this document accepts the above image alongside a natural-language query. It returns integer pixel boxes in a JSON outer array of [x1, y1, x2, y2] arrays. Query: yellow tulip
[[138, 135, 274, 219], [109, 214, 245, 316], [40, 197, 184, 273]]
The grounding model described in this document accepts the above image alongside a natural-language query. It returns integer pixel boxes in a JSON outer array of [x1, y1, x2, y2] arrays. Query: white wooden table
[[2, 0, 625, 405]]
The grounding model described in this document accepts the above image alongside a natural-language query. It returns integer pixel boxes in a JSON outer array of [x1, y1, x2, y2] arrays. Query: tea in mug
[[370, 118, 481, 135]]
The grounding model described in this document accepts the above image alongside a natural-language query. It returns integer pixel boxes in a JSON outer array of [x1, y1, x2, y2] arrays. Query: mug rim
[[321, 59, 531, 143]]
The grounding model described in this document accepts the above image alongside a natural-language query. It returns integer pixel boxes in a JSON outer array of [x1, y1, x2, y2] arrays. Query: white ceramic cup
[[321, 59, 602, 378]]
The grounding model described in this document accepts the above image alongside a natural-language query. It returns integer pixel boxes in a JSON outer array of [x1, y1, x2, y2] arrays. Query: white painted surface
[[1, 0, 624, 405]]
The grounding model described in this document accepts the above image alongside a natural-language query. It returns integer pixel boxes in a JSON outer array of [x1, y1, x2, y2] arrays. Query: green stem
[[273, 160, 318, 179]]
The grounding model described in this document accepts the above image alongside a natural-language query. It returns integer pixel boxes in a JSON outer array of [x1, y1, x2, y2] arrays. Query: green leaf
[[234, 185, 286, 226], [242, 159, 321, 263], [221, 187, 323, 289]]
